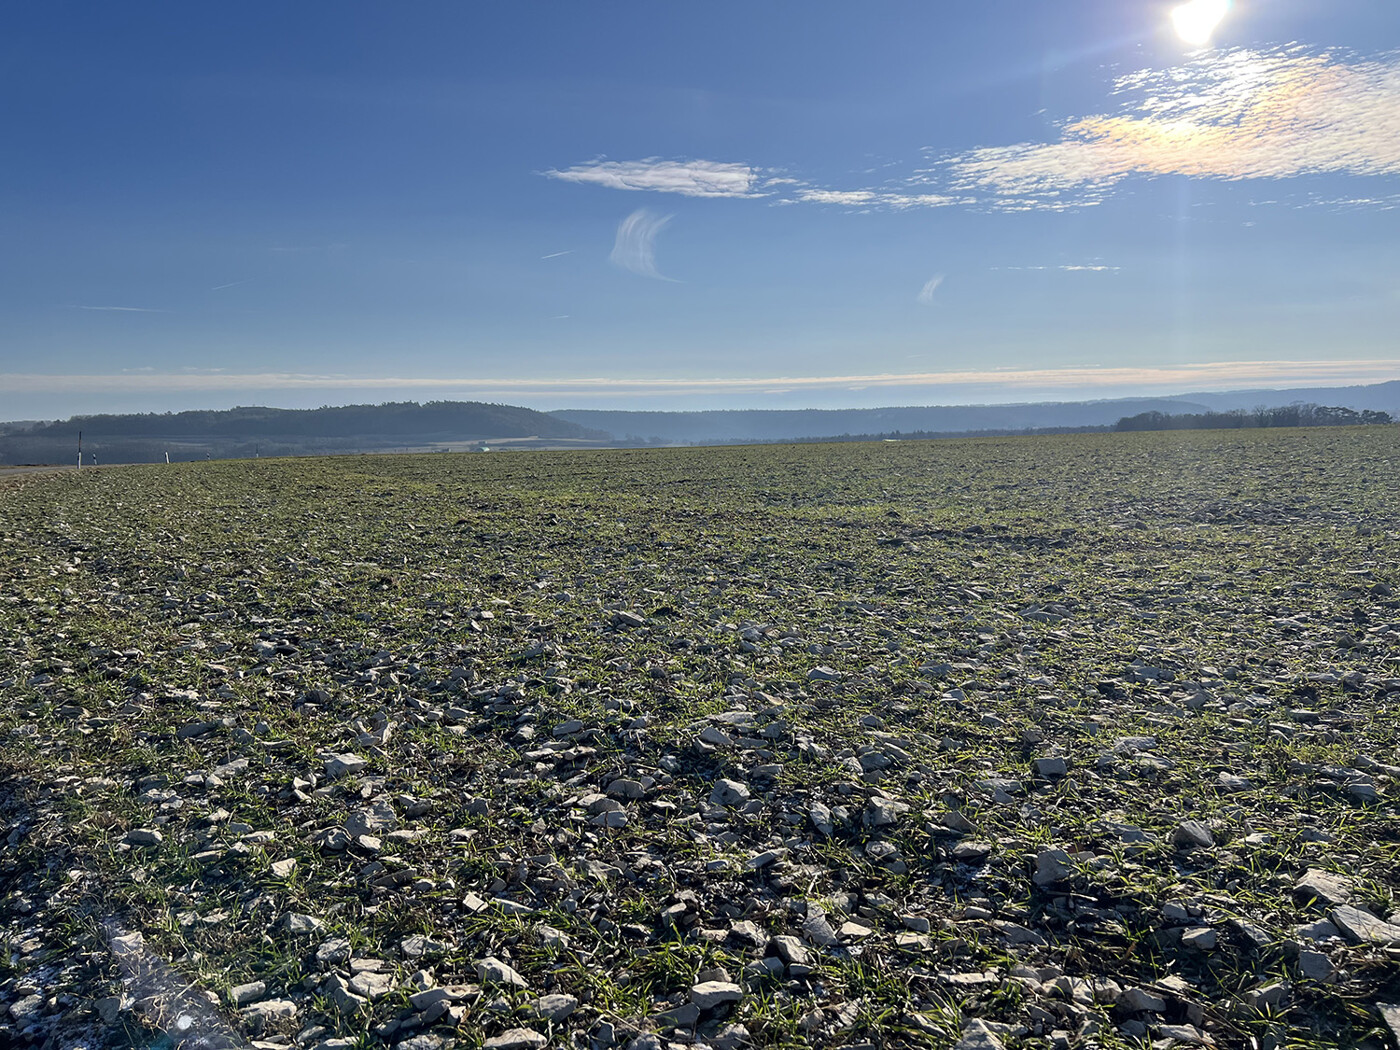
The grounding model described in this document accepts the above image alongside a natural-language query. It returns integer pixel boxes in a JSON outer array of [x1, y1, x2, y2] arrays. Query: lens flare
[[1171, 0, 1230, 46]]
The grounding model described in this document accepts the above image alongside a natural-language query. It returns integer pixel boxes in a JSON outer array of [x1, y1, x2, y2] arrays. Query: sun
[[1171, 0, 1231, 46]]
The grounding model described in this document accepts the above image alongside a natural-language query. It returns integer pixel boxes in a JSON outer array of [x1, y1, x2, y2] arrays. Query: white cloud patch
[[610, 209, 676, 281], [940, 46, 1400, 209], [917, 274, 945, 304], [546, 158, 765, 198]]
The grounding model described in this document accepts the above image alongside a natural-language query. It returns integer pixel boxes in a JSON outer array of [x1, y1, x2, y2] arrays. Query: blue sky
[[2, 1, 1398, 418]]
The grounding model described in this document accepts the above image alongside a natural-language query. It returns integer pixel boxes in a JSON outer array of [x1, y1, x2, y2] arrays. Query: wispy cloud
[[549, 47, 1400, 214], [939, 46, 1400, 210], [545, 158, 765, 198], [610, 209, 676, 281], [210, 279, 255, 291], [917, 274, 945, 304], [71, 305, 166, 313], [540, 250, 575, 260], [794, 188, 966, 210], [6, 359, 1397, 399], [991, 264, 1120, 272]]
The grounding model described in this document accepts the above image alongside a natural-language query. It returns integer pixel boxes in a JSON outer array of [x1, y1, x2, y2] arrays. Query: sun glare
[[1171, 0, 1230, 47]]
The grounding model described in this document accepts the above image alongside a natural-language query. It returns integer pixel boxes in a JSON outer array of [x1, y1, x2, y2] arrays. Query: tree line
[[9, 401, 607, 441], [1115, 404, 1394, 432]]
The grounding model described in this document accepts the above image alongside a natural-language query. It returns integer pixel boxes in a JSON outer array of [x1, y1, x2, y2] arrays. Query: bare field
[[2, 429, 1399, 1050]]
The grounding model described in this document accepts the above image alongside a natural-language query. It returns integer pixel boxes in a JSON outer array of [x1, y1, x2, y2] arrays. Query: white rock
[[269, 857, 297, 878], [1158, 1024, 1211, 1045], [229, 981, 266, 1006], [709, 779, 750, 806], [1377, 1004, 1400, 1048], [952, 1018, 1005, 1050], [484, 1028, 548, 1050], [534, 992, 579, 1021], [324, 753, 368, 778], [1294, 868, 1354, 908], [240, 999, 297, 1029], [1331, 905, 1400, 945], [1118, 986, 1166, 1013], [477, 956, 529, 988], [690, 980, 743, 1010], [349, 971, 395, 999], [281, 913, 323, 934]]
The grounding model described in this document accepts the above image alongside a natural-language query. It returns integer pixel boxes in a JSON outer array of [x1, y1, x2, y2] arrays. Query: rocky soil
[[1, 429, 1398, 1050]]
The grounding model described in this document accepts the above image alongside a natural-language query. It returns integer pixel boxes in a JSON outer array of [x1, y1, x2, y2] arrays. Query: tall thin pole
[[77, 430, 82, 470]]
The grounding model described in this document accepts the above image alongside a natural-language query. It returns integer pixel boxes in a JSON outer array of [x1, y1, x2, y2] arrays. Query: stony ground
[[1, 430, 1399, 1050]]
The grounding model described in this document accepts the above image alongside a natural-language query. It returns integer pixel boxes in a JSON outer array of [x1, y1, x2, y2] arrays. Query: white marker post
[[77, 430, 82, 470]]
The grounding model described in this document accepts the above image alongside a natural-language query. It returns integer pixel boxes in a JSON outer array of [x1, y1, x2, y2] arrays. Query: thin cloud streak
[[546, 158, 764, 198], [917, 274, 945, 304], [794, 188, 965, 210], [6, 360, 1397, 398], [990, 265, 1120, 272], [540, 250, 575, 260], [610, 209, 676, 281], [210, 279, 255, 291], [72, 305, 166, 312]]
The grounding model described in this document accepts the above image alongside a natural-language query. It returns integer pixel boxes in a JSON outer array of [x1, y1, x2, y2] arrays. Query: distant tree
[[1117, 403, 1392, 433]]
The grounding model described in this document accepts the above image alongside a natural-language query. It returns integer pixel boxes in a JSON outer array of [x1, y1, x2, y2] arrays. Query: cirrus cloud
[[545, 157, 766, 198], [794, 188, 966, 210], [917, 274, 945, 304], [610, 208, 676, 281]]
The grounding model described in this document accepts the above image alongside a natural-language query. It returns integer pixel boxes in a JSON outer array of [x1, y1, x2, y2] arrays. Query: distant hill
[[551, 398, 1214, 445], [5, 379, 1396, 463], [552, 380, 1400, 444], [1177, 379, 1400, 415], [0, 401, 609, 464]]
